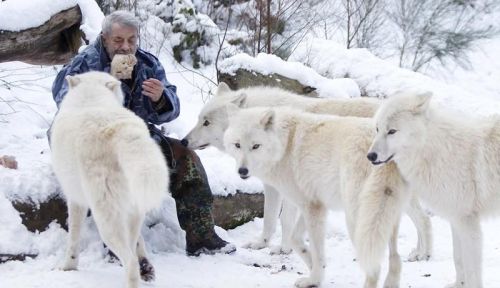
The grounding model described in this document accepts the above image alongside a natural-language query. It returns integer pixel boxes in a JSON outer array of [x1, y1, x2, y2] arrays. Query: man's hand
[[142, 78, 164, 102]]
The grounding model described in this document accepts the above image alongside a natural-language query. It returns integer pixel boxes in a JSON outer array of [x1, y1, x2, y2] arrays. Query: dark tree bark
[[0, 6, 83, 65]]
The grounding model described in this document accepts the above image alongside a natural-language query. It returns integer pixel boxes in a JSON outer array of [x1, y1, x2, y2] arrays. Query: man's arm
[[144, 62, 180, 125]]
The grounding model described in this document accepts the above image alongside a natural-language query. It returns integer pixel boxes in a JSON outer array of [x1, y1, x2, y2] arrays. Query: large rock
[[219, 68, 318, 96], [212, 192, 263, 229], [9, 192, 263, 233]]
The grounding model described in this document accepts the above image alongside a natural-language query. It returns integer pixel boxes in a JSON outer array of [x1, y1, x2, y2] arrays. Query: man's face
[[102, 23, 138, 59]]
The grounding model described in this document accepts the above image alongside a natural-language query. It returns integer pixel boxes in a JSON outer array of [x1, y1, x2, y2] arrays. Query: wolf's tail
[[113, 123, 169, 212], [354, 162, 408, 277]]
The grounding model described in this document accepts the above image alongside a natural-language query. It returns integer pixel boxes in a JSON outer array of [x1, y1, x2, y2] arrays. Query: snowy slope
[[1, 1, 500, 288]]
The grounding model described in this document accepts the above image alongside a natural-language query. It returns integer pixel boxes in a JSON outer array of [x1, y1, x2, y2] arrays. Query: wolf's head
[[223, 107, 286, 180], [367, 91, 432, 166], [66, 71, 124, 105], [182, 82, 249, 151]]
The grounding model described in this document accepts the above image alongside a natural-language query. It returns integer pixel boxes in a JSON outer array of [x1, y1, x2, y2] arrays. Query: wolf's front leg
[[406, 196, 432, 262], [60, 202, 87, 271], [270, 199, 297, 255], [383, 223, 401, 288], [294, 205, 327, 288], [244, 184, 282, 250]]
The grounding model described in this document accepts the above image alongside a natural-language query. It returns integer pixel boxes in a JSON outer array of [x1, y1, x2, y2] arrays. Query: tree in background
[[387, 0, 498, 71], [344, 0, 386, 51], [93, 0, 499, 72]]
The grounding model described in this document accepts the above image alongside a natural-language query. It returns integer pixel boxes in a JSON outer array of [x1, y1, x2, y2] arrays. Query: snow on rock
[[0, 0, 103, 43], [219, 53, 361, 99]]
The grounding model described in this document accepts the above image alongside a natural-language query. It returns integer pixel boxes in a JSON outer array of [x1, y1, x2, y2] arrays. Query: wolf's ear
[[105, 80, 124, 103], [215, 82, 231, 96], [225, 103, 240, 119], [105, 80, 121, 92], [231, 93, 247, 108], [260, 109, 275, 131], [66, 75, 80, 88], [411, 91, 432, 114]]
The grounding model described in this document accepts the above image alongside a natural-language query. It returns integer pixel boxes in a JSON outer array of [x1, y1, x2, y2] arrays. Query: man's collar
[[95, 36, 112, 65]]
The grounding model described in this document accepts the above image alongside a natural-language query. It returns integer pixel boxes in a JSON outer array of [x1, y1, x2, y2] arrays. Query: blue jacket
[[52, 37, 180, 125]]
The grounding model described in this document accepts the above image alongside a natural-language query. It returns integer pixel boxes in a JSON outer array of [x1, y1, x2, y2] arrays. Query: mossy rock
[[9, 192, 263, 232], [219, 68, 318, 96], [212, 193, 264, 229]]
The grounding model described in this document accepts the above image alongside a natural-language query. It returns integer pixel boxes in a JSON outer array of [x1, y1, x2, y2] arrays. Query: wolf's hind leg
[[60, 202, 87, 271], [130, 212, 155, 282], [406, 196, 432, 262], [93, 208, 140, 288], [453, 216, 482, 288], [289, 214, 311, 269]]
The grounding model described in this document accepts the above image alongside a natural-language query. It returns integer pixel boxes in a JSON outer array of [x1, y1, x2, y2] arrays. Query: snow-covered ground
[[2, 1, 500, 287]]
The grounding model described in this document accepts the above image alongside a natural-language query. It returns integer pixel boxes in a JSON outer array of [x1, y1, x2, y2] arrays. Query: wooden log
[[0, 6, 83, 65]]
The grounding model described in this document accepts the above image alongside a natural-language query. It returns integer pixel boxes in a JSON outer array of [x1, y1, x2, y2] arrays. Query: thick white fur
[[369, 92, 500, 288], [51, 71, 168, 288], [184, 83, 432, 260], [224, 106, 410, 288]]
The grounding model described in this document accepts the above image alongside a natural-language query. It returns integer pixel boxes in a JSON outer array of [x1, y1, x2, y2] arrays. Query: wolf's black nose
[[367, 152, 378, 162], [238, 167, 249, 176], [180, 139, 189, 147]]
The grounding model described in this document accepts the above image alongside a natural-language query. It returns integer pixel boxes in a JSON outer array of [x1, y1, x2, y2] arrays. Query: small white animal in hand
[[111, 54, 137, 79]]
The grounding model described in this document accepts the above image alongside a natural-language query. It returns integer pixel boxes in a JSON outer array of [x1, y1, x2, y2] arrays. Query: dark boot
[[151, 129, 236, 256]]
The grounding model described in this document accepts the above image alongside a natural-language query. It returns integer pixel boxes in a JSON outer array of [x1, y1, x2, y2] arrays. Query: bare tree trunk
[[256, 0, 263, 53], [266, 0, 272, 54], [346, 0, 352, 48]]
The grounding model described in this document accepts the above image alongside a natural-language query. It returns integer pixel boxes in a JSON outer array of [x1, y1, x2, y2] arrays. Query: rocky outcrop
[[9, 192, 263, 233], [218, 68, 318, 96], [0, 6, 82, 65]]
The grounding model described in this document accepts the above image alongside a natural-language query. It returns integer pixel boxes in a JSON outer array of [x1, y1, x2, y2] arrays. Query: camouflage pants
[[150, 127, 224, 254]]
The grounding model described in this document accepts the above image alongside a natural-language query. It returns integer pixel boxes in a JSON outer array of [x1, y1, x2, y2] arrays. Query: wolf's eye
[[252, 144, 260, 150], [388, 129, 397, 135], [235, 143, 240, 149], [203, 120, 210, 127]]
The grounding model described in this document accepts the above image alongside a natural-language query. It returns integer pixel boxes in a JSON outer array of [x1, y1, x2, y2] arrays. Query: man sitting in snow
[[51, 10, 235, 256]]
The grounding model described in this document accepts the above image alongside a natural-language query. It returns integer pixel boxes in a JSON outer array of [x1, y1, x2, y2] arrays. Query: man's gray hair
[[102, 10, 140, 35]]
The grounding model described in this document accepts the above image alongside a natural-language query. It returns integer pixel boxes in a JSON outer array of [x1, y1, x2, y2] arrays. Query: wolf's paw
[[139, 257, 155, 282], [407, 248, 431, 262], [444, 282, 465, 288], [383, 274, 400, 288], [59, 259, 78, 271], [243, 239, 268, 250], [294, 277, 320, 288], [269, 245, 293, 255]]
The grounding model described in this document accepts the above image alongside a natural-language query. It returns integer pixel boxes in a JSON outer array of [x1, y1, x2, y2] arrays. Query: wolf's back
[[112, 120, 169, 212]]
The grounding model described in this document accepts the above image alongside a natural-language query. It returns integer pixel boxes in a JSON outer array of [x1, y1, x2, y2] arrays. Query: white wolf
[[223, 106, 411, 288], [368, 92, 500, 288], [50, 71, 168, 288], [183, 83, 432, 261]]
